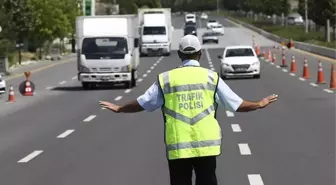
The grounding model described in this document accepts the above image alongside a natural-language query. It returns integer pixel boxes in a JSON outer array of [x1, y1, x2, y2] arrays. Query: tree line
[[0, 0, 80, 59]]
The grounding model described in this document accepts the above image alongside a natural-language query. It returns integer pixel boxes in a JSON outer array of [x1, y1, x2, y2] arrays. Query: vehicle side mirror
[[217, 55, 222, 59], [134, 38, 139, 48]]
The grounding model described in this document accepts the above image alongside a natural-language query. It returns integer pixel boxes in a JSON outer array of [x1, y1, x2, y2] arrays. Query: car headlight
[[222, 63, 230, 67], [120, 65, 131, 72], [80, 65, 90, 72], [252, 61, 260, 66]]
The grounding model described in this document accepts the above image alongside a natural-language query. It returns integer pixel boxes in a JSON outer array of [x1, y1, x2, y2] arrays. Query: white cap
[[178, 35, 201, 54]]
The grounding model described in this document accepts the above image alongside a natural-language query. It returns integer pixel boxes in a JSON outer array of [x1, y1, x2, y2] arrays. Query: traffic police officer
[[99, 35, 278, 185]]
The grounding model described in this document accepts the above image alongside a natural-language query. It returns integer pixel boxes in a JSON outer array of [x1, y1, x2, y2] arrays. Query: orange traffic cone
[[255, 45, 259, 55], [302, 58, 310, 79], [272, 54, 276, 63], [329, 64, 336, 89], [7, 85, 15, 102], [290, 56, 297, 73], [316, 61, 326, 84], [262, 50, 266, 58], [24, 81, 34, 96], [268, 49, 272, 61]]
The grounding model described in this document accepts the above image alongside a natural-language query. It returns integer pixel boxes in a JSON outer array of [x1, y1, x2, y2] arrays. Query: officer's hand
[[259, 94, 278, 109], [99, 101, 120, 113]]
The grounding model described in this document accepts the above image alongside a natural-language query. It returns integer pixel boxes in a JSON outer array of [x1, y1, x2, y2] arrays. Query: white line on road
[[290, 73, 295, 76], [276, 65, 280, 68], [231, 124, 242, 132], [72, 76, 77, 80], [153, 63, 157, 66], [137, 78, 143, 82], [211, 68, 215, 71], [18, 150, 43, 163], [309, 82, 318, 87], [57, 129, 75, 138], [147, 70, 151, 73], [46, 86, 53, 90], [83, 115, 96, 122], [150, 66, 154, 70], [299, 77, 306, 81], [282, 69, 288, 72], [270, 63, 274, 65], [115, 96, 122, 101], [238, 143, 252, 155], [143, 74, 147, 77], [225, 110, 234, 117], [124, 89, 131, 93], [248, 174, 264, 185], [323, 89, 334, 93], [59, 81, 67, 85]]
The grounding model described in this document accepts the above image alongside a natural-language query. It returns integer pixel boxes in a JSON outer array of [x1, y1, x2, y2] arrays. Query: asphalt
[[0, 15, 334, 185]]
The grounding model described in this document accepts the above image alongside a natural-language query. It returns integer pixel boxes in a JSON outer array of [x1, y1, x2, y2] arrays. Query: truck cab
[[76, 15, 139, 89], [138, 8, 172, 57]]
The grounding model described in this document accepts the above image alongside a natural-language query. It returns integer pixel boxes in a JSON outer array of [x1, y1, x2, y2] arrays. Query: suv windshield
[[225, 48, 255, 57], [208, 20, 216, 23], [143, 26, 166, 35], [82, 37, 128, 59]]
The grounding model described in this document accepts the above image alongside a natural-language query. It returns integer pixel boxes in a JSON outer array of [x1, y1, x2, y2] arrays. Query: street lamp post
[[305, 0, 308, 33]]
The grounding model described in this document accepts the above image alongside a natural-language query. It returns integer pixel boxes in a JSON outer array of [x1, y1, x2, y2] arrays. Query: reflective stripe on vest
[[158, 67, 222, 160]]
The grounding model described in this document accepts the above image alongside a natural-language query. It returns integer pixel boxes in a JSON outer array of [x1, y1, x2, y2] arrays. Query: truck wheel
[[82, 82, 91, 90], [131, 70, 137, 87]]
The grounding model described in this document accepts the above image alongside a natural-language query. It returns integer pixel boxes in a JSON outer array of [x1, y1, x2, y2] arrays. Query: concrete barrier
[[228, 17, 336, 59]]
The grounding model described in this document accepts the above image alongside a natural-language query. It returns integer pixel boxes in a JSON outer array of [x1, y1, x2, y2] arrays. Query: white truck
[[138, 8, 173, 56], [76, 15, 140, 89]]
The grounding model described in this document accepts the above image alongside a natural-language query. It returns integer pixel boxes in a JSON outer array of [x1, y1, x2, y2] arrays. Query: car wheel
[[215, 41, 218, 44], [82, 82, 91, 90], [254, 74, 261, 79], [131, 70, 137, 87]]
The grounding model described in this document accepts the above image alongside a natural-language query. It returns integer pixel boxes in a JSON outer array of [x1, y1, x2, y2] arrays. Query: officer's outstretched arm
[[236, 94, 278, 112], [99, 100, 144, 113]]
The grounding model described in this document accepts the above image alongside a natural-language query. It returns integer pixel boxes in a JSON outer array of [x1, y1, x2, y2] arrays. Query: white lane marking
[[209, 64, 214, 68], [57, 129, 75, 138], [83, 115, 96, 122], [147, 70, 151, 73], [290, 73, 295, 76], [282, 69, 288, 72], [18, 150, 43, 163], [270, 62, 274, 65], [276, 65, 280, 68], [59, 81, 66, 85], [225, 110, 234, 117], [143, 74, 147, 77], [150, 66, 154, 70], [72, 76, 77, 80], [299, 77, 306, 81], [238, 143, 252, 155], [323, 89, 334, 93], [124, 89, 131, 93], [309, 82, 318, 87], [248, 174, 264, 185], [231, 124, 242, 132], [101, 107, 106, 110], [137, 78, 143, 82], [46, 86, 53, 90], [115, 96, 122, 101], [211, 68, 215, 71], [153, 63, 157, 66]]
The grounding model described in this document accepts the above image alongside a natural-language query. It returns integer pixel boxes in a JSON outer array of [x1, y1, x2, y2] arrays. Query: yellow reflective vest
[[158, 66, 222, 160]]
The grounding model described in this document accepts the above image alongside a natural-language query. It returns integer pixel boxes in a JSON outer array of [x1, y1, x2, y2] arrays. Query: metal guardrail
[[228, 17, 336, 60]]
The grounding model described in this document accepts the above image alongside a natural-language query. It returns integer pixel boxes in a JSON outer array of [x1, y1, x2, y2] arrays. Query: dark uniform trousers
[[168, 156, 218, 185]]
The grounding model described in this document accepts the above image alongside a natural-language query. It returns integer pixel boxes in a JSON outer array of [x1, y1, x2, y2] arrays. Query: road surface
[[0, 15, 334, 185]]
